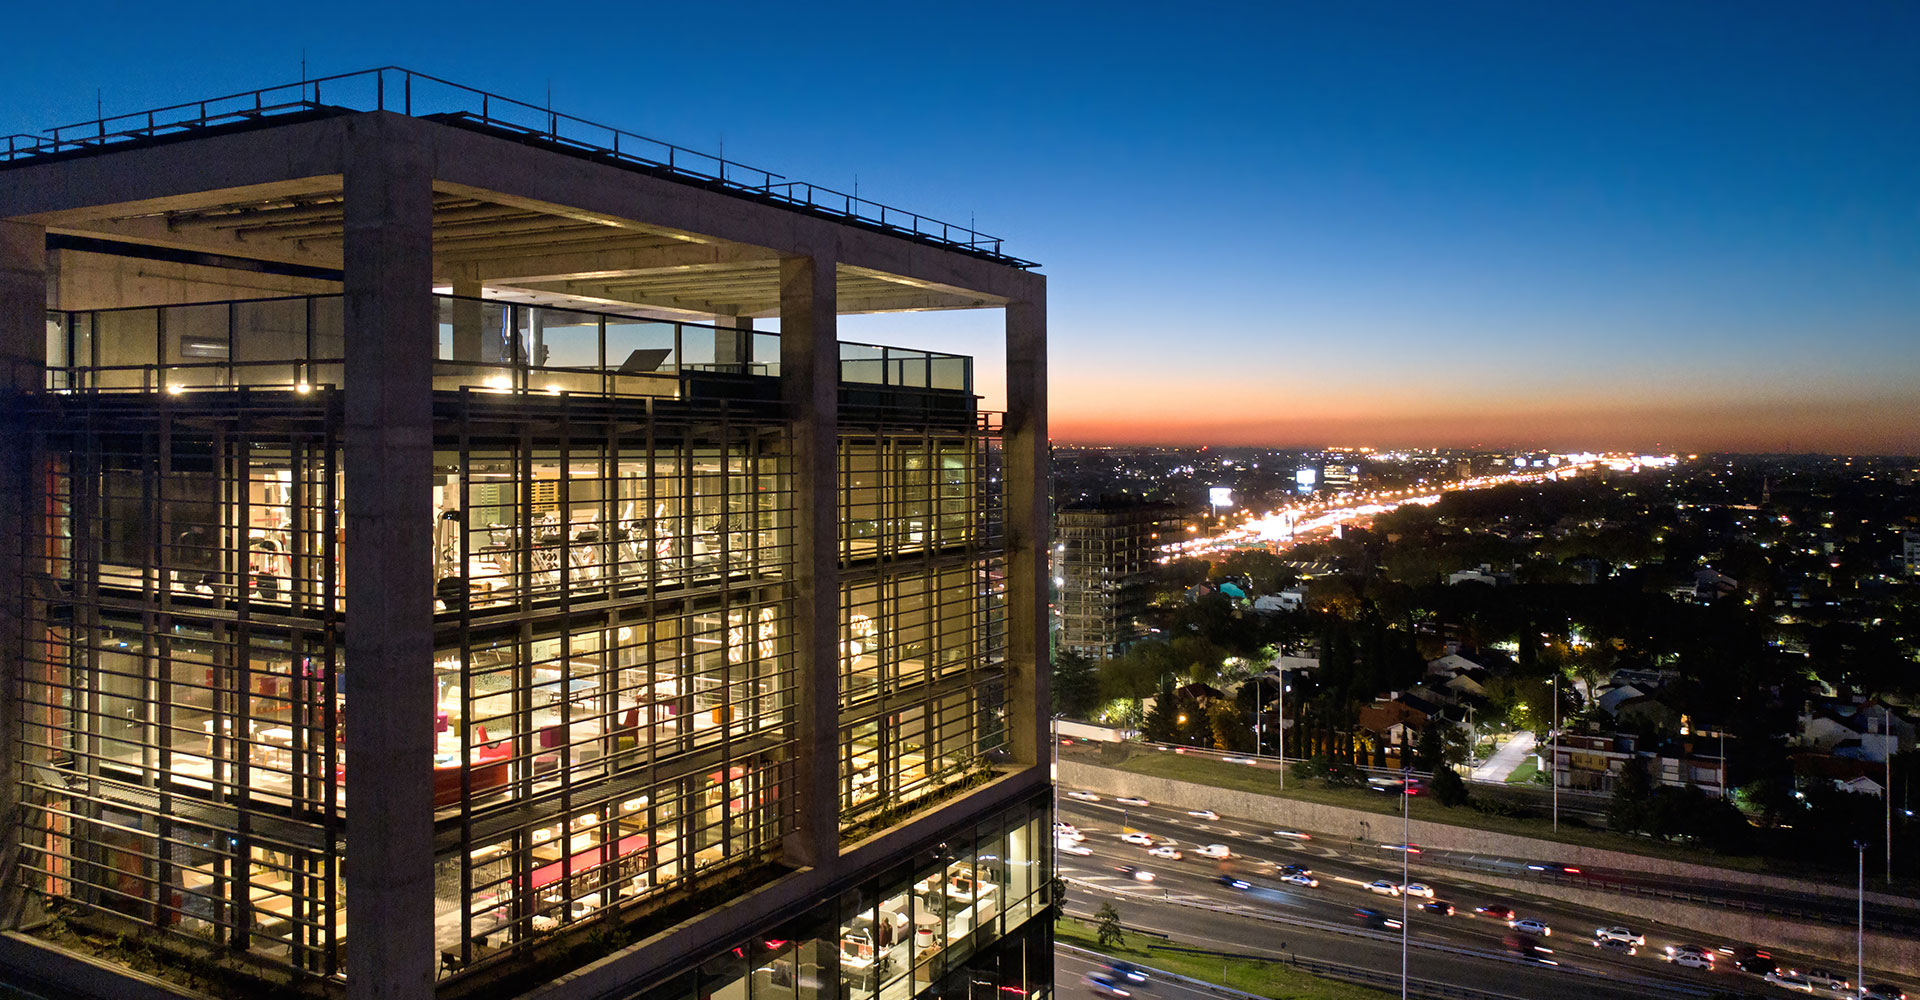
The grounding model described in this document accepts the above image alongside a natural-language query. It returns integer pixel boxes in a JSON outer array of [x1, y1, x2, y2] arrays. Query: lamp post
[[1855, 839, 1867, 997], [1401, 765, 1410, 1000], [1278, 668, 1286, 791], [1551, 673, 1559, 834]]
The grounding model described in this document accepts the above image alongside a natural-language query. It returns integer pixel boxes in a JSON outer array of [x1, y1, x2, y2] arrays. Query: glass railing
[[45, 294, 972, 397]]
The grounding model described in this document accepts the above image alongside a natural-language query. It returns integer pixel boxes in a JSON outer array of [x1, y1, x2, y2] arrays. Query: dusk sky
[[4, 2, 1915, 454]]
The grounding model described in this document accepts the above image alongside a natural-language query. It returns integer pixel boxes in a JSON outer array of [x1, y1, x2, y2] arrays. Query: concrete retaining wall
[[1060, 760, 1919, 976]]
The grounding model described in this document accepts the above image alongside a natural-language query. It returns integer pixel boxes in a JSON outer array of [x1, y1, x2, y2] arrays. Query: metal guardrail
[[1, 67, 1035, 269]]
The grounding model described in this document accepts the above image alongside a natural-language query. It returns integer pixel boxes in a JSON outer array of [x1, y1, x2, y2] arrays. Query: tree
[[1416, 723, 1446, 774], [1141, 677, 1180, 744], [1095, 901, 1125, 950], [1208, 698, 1251, 752], [1052, 648, 1100, 718], [1431, 764, 1471, 807], [1609, 756, 1655, 833]]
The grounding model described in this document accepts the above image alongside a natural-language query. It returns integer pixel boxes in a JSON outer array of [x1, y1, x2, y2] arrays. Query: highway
[[1055, 789, 1915, 999]]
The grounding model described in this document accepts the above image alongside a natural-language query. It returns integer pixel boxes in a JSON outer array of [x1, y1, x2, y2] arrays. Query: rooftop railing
[[43, 293, 972, 398], [2, 67, 1035, 269]]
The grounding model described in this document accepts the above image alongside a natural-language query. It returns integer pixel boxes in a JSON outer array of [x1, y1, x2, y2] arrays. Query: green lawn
[[1501, 759, 1538, 784], [1055, 918, 1394, 1000], [1087, 748, 1782, 876]]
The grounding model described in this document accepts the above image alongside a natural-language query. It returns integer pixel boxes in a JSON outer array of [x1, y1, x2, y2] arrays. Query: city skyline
[[2, 1, 1914, 454]]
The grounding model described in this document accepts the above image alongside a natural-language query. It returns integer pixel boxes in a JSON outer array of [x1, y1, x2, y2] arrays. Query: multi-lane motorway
[[1055, 789, 1913, 1000]]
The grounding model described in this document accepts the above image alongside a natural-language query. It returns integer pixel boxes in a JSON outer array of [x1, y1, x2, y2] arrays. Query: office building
[[0, 70, 1051, 1000], [1055, 502, 1176, 659]]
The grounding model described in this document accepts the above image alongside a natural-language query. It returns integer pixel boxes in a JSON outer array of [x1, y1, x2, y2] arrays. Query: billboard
[[1208, 486, 1234, 508]]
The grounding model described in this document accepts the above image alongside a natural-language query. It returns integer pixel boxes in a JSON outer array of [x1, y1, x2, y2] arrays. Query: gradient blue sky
[[4, 1, 1915, 452]]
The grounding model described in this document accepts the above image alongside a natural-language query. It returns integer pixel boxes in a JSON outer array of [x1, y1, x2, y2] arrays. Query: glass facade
[[615, 793, 1052, 1000], [13, 295, 1024, 988]]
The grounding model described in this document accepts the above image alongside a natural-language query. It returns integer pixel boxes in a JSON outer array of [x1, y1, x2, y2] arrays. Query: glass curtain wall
[[17, 397, 347, 976], [837, 422, 1006, 828], [612, 793, 1052, 1000]]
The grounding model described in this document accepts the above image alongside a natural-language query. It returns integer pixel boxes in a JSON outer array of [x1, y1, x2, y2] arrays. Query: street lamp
[[1401, 764, 1410, 1000], [1551, 673, 1559, 834], [1855, 839, 1867, 997]]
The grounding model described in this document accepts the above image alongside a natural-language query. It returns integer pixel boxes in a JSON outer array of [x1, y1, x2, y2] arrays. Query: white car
[[1366, 880, 1401, 897], [1067, 791, 1100, 802], [1120, 832, 1154, 847], [1057, 839, 1092, 856], [1800, 969, 1850, 992], [1193, 844, 1232, 859], [1668, 951, 1713, 970], [1272, 830, 1312, 840], [1664, 944, 1712, 963], [1403, 883, 1434, 898], [1281, 872, 1319, 888], [1764, 971, 1815, 992], [1187, 809, 1219, 821], [1594, 926, 1644, 947], [1116, 796, 1150, 807], [1055, 823, 1085, 842], [1147, 845, 1183, 860], [1221, 756, 1256, 765], [1508, 918, 1551, 937]]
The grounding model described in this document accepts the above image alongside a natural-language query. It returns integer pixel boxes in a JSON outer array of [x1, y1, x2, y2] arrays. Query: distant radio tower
[[1761, 474, 1771, 506]]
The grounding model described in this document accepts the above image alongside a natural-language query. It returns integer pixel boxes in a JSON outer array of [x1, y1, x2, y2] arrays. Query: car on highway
[[1279, 864, 1314, 877], [1380, 843, 1422, 853], [1508, 917, 1551, 937], [1366, 880, 1401, 897], [1526, 862, 1582, 874], [1193, 844, 1233, 859], [1473, 904, 1514, 920], [1221, 756, 1256, 765], [1664, 943, 1712, 963], [1055, 824, 1085, 842], [1800, 969, 1850, 992], [1764, 970, 1816, 993], [1593, 937, 1636, 956], [1119, 832, 1154, 846], [1353, 908, 1403, 931], [1106, 962, 1149, 984], [1186, 809, 1219, 820], [1733, 955, 1776, 976], [1147, 845, 1183, 860], [1504, 933, 1555, 964], [1067, 791, 1100, 802], [1666, 952, 1712, 971], [1116, 866, 1155, 883], [1116, 796, 1150, 806], [1216, 875, 1250, 890], [1420, 900, 1455, 916], [1862, 984, 1908, 1000], [1593, 926, 1645, 947], [1402, 883, 1434, 898], [1281, 872, 1319, 888], [1056, 839, 1092, 856], [1083, 973, 1132, 998], [1272, 830, 1312, 840]]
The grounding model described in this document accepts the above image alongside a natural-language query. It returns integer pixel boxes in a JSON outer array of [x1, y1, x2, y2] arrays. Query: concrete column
[[779, 255, 839, 869], [451, 273, 483, 362], [712, 314, 752, 373], [1003, 286, 1048, 768], [0, 221, 46, 929], [340, 115, 436, 1000]]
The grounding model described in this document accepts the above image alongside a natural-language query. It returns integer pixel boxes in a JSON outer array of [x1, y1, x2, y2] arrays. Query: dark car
[[1734, 955, 1777, 976], [1106, 962, 1149, 984], [1083, 973, 1132, 998], [1420, 899, 1455, 917], [1216, 875, 1250, 890], [1474, 904, 1515, 920], [1504, 933, 1553, 963], [1861, 984, 1906, 1000], [1354, 908, 1403, 931], [1593, 937, 1636, 956], [1279, 863, 1314, 878]]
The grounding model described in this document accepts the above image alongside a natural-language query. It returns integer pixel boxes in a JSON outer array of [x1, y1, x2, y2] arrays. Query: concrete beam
[[452, 240, 782, 284], [1003, 287, 1049, 769], [340, 114, 436, 1000], [780, 253, 840, 870]]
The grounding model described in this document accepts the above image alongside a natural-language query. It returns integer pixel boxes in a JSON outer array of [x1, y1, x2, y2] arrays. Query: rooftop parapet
[[2, 67, 1035, 269]]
